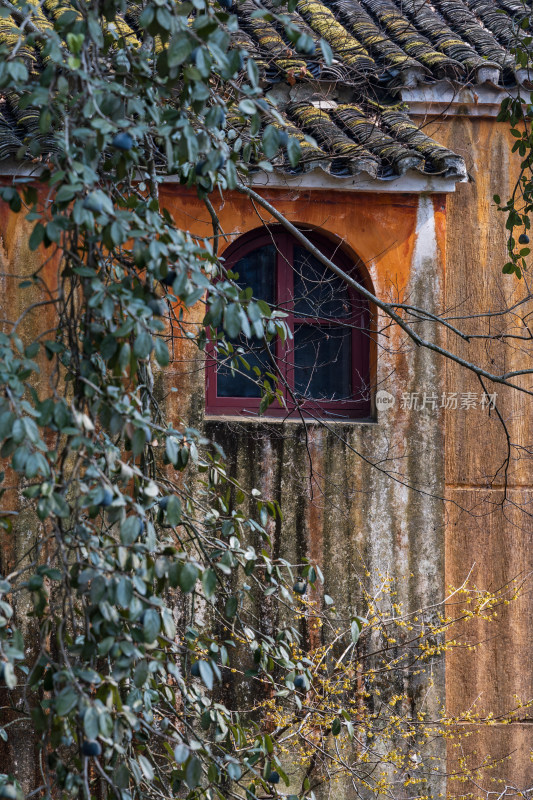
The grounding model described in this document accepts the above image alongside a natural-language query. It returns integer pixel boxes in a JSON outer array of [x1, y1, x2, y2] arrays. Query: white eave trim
[[400, 80, 519, 118], [247, 167, 464, 194]]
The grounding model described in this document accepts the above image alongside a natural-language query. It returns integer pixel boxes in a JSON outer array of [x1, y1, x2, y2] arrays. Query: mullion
[[276, 234, 295, 401]]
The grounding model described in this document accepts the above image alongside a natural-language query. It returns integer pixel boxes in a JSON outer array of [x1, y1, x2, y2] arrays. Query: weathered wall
[[420, 116, 533, 796], [158, 186, 449, 796]]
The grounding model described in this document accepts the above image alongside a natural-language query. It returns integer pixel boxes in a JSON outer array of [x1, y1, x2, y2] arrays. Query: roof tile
[[0, 0, 524, 182]]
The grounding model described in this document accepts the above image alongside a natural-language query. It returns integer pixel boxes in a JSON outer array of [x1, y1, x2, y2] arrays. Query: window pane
[[232, 244, 276, 303], [217, 245, 276, 397], [217, 338, 271, 398], [293, 325, 352, 401], [293, 246, 352, 319]]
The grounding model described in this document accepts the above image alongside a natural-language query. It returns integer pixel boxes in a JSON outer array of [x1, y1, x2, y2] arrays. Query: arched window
[[206, 226, 372, 420]]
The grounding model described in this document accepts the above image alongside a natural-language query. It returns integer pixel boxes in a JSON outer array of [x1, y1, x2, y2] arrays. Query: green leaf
[[225, 596, 238, 618], [350, 616, 367, 644], [56, 689, 78, 716], [154, 337, 170, 366], [202, 567, 217, 599], [226, 762, 241, 780], [224, 303, 242, 338], [165, 495, 182, 526], [185, 756, 203, 789], [2, 662, 16, 689], [320, 37, 333, 65], [83, 706, 100, 739], [138, 755, 154, 781], [239, 99, 256, 116], [178, 563, 198, 593], [350, 620, 361, 644], [262, 125, 280, 159], [121, 516, 142, 545], [134, 660, 149, 687], [198, 659, 213, 690], [331, 717, 341, 736], [132, 427, 146, 457], [174, 744, 189, 763], [165, 436, 179, 465], [286, 136, 301, 167], [29, 223, 45, 251], [168, 33, 193, 66], [133, 332, 153, 359], [116, 578, 132, 606], [143, 609, 160, 643]]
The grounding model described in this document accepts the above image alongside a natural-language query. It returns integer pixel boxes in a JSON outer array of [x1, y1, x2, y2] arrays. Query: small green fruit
[[112, 132, 133, 151], [294, 675, 305, 689], [82, 739, 102, 757], [160, 270, 177, 288], [519, 233, 530, 244]]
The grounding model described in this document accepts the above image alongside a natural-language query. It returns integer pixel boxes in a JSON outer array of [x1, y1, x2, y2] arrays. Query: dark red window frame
[[205, 226, 372, 420]]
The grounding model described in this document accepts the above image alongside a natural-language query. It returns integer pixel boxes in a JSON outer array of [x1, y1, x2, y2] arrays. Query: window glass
[[232, 244, 276, 303], [292, 246, 352, 319], [293, 325, 352, 401], [217, 244, 276, 398], [216, 337, 271, 398]]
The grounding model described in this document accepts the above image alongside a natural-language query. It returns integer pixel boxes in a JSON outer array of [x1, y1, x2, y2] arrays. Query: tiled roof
[[0, 0, 525, 181]]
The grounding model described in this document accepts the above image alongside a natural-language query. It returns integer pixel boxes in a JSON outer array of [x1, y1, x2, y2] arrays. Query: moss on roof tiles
[[333, 104, 424, 173], [289, 102, 381, 175], [296, 0, 376, 71], [0, 17, 40, 65], [21, 0, 54, 31], [380, 110, 465, 174], [270, 116, 328, 164], [360, 0, 464, 73], [496, 0, 531, 15], [231, 28, 269, 70], [43, 0, 82, 21], [398, 0, 497, 72], [238, 0, 310, 74], [332, 0, 423, 70], [433, 0, 514, 67], [464, 0, 520, 46]]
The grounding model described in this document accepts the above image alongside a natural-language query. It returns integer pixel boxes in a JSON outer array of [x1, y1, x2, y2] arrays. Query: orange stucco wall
[[421, 115, 533, 796]]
